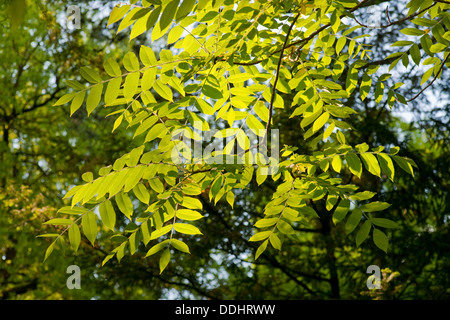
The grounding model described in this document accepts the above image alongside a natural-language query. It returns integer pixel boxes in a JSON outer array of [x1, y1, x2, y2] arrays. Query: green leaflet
[[202, 84, 223, 99], [104, 58, 121, 77], [370, 218, 398, 228], [355, 220, 371, 247], [360, 152, 381, 177], [124, 166, 146, 192], [377, 153, 395, 181], [345, 209, 362, 234], [181, 197, 203, 210], [173, 223, 202, 235], [123, 52, 140, 72], [312, 111, 329, 133], [150, 225, 173, 240], [269, 233, 282, 250], [99, 200, 116, 230], [54, 92, 76, 106], [108, 4, 130, 26], [115, 192, 134, 220], [176, 0, 196, 21], [141, 68, 157, 92], [134, 116, 159, 138], [159, 248, 171, 273], [146, 240, 169, 257], [105, 78, 122, 106], [255, 240, 268, 260], [80, 66, 102, 83], [133, 183, 150, 204], [70, 91, 86, 116], [149, 177, 164, 193], [82, 212, 98, 246], [373, 229, 389, 253], [58, 206, 88, 215], [249, 231, 271, 242], [332, 199, 350, 224], [48, 0, 432, 272], [247, 114, 265, 136], [170, 238, 190, 254], [44, 241, 56, 262], [392, 155, 416, 176], [153, 80, 173, 101], [345, 152, 362, 178], [176, 209, 204, 221], [360, 201, 391, 212], [130, 10, 151, 40], [44, 218, 73, 226], [140, 45, 158, 67], [68, 224, 81, 252], [160, 0, 180, 32], [86, 83, 103, 116], [124, 72, 140, 102]]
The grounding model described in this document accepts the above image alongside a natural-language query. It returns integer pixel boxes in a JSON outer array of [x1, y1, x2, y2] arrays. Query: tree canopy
[[1, 0, 449, 300]]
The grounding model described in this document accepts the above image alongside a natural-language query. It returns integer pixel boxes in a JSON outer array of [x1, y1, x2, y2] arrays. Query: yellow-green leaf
[[86, 83, 103, 116], [123, 52, 140, 72], [159, 248, 171, 273], [255, 239, 268, 260], [130, 10, 151, 40], [133, 183, 150, 204], [108, 4, 130, 26], [153, 80, 173, 101], [360, 152, 381, 177], [70, 91, 86, 116], [312, 111, 329, 133], [124, 72, 139, 102], [170, 238, 190, 253], [99, 200, 116, 230], [269, 233, 281, 250], [104, 58, 122, 77], [176, 209, 204, 221], [105, 77, 122, 105], [82, 211, 98, 246], [249, 230, 271, 242], [68, 224, 81, 252], [377, 153, 395, 182], [173, 223, 202, 235]]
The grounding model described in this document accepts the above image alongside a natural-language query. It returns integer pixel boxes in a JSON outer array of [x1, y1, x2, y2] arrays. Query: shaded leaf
[[373, 228, 389, 253], [355, 220, 371, 247]]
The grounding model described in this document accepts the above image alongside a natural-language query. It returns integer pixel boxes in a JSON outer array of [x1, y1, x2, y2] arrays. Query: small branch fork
[[262, 11, 302, 147], [406, 52, 450, 103], [353, 2, 437, 29]]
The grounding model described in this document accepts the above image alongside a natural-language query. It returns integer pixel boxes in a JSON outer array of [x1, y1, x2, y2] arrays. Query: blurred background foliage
[[0, 0, 449, 299]]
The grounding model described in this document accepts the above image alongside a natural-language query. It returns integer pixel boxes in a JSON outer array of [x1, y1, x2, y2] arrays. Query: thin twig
[[406, 52, 450, 103], [353, 3, 436, 29], [262, 12, 302, 146]]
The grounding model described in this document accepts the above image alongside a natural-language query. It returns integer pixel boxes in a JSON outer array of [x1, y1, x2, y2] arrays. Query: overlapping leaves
[[43, 0, 441, 269]]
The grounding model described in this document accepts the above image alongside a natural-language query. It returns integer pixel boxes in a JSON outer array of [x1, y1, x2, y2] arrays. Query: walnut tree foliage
[[43, 0, 450, 274]]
